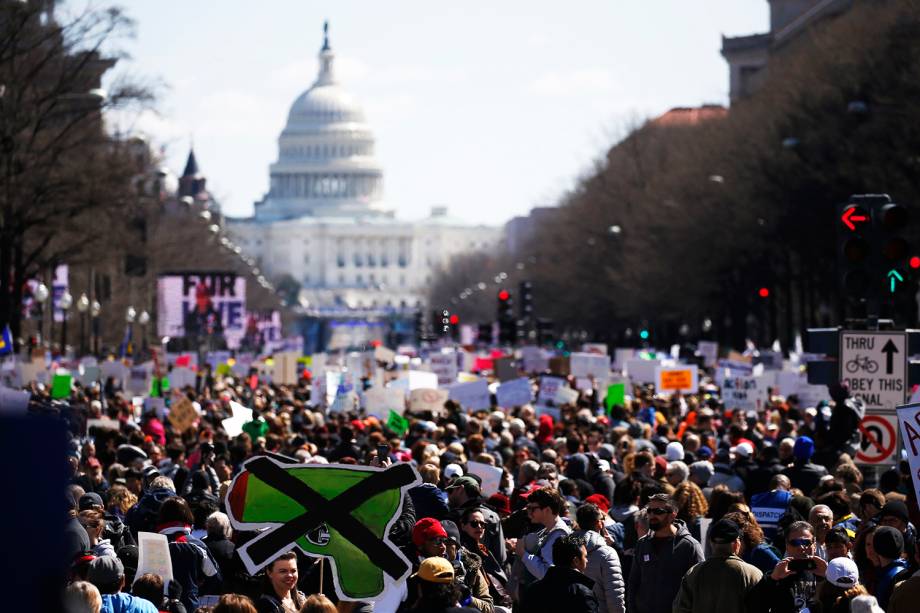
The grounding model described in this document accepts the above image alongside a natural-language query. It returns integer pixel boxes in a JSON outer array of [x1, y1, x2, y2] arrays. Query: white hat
[[666, 441, 685, 462], [597, 459, 610, 473], [849, 595, 883, 613], [443, 463, 464, 479], [826, 556, 859, 588], [732, 442, 753, 458]]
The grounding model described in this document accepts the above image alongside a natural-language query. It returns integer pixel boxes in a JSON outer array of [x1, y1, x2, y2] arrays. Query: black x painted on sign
[[240, 457, 416, 580]]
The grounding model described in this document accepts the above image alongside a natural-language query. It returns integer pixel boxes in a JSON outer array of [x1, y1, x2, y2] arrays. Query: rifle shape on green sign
[[225, 456, 420, 601]]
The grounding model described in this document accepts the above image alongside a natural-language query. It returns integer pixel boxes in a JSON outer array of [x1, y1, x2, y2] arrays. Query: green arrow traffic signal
[[888, 268, 904, 293]]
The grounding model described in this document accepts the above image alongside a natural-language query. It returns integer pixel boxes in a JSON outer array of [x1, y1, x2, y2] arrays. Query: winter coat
[[889, 572, 920, 613], [126, 487, 175, 537], [673, 554, 762, 613], [521, 565, 599, 613], [92, 538, 117, 558], [745, 568, 820, 613], [408, 482, 450, 520], [876, 558, 910, 609], [100, 592, 158, 613], [161, 526, 221, 612], [781, 461, 828, 497], [627, 520, 704, 613], [450, 497, 505, 566], [573, 529, 625, 613], [255, 589, 306, 613], [65, 515, 91, 561], [519, 517, 570, 580], [454, 546, 494, 613], [709, 463, 745, 493], [103, 513, 136, 552]]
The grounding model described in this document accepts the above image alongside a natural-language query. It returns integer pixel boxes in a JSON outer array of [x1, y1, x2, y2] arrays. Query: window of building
[[304, 254, 310, 264], [356, 273, 363, 284]]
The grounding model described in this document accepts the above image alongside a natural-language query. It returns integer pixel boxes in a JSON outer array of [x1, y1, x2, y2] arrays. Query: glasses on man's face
[[789, 538, 813, 548], [646, 507, 671, 516], [466, 520, 486, 529]]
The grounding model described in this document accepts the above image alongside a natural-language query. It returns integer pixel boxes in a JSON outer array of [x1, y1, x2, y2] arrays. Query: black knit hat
[[873, 526, 904, 560]]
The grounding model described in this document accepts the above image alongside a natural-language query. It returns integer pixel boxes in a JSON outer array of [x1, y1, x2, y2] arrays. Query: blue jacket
[[750, 490, 791, 542], [101, 593, 158, 613], [408, 483, 450, 521], [876, 558, 910, 609], [162, 527, 221, 612]]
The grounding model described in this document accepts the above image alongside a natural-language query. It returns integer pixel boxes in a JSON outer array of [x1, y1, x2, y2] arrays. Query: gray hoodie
[[573, 529, 625, 613], [627, 519, 704, 613]]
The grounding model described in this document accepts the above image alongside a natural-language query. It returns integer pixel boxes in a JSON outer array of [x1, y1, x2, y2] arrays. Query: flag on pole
[[119, 324, 132, 359], [0, 325, 13, 356]]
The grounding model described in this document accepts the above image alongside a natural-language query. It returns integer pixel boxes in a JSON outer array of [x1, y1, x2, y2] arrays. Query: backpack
[[508, 525, 568, 602]]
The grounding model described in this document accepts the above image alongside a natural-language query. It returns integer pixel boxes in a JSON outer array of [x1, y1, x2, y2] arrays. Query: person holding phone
[[746, 520, 828, 612]]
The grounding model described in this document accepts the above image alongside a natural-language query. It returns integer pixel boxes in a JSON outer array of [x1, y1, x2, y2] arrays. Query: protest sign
[[168, 367, 197, 390], [696, 341, 718, 367], [447, 379, 490, 411], [570, 352, 610, 378], [612, 348, 636, 373], [536, 405, 561, 422], [605, 383, 626, 413], [429, 353, 458, 387], [363, 387, 406, 420], [582, 343, 608, 356], [537, 376, 565, 405], [136, 532, 173, 588], [408, 388, 449, 414], [392, 370, 438, 391], [168, 397, 198, 433], [18, 360, 46, 386], [795, 381, 831, 409], [520, 346, 549, 373], [554, 385, 579, 406], [100, 360, 128, 384], [86, 418, 120, 432], [0, 363, 21, 389], [0, 387, 30, 415], [655, 365, 699, 394], [722, 376, 768, 411], [386, 410, 409, 436], [625, 359, 658, 384], [467, 461, 503, 497], [222, 401, 253, 438], [51, 372, 72, 399], [225, 457, 421, 601], [496, 377, 533, 408], [78, 365, 101, 387], [896, 402, 920, 513], [272, 351, 299, 385], [126, 364, 150, 396]]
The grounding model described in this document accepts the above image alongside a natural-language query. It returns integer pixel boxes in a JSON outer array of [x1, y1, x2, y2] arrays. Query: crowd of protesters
[[19, 351, 920, 612]]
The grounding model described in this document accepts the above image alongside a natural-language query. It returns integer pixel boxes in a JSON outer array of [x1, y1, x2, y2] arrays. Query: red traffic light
[[911, 256, 920, 269], [758, 287, 770, 298], [841, 205, 869, 231], [498, 290, 510, 301], [449, 314, 459, 325]]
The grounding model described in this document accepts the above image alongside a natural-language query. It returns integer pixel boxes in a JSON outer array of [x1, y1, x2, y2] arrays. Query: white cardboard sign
[[408, 388, 449, 414], [467, 461, 503, 497], [569, 352, 610, 378], [496, 377, 533, 408], [363, 387, 406, 419], [448, 379, 490, 411]]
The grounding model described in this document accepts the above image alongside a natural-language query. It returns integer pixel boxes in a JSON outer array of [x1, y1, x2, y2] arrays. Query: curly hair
[[673, 481, 708, 522], [723, 510, 765, 550], [106, 485, 137, 516]]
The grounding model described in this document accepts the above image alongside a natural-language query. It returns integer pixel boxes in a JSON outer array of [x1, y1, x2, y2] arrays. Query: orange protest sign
[[655, 366, 699, 394]]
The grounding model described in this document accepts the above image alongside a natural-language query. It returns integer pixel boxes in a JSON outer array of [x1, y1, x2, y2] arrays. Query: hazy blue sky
[[96, 1, 768, 225]]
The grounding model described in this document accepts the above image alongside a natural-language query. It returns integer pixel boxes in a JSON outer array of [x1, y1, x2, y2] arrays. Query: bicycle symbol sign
[[839, 331, 907, 413]]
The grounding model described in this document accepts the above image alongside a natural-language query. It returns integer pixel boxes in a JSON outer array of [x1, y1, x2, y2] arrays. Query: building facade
[[227, 24, 499, 324], [722, 0, 853, 102]]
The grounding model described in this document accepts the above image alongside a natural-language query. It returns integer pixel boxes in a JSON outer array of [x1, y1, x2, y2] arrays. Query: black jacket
[[781, 461, 828, 497], [521, 566, 599, 613], [745, 570, 819, 613]]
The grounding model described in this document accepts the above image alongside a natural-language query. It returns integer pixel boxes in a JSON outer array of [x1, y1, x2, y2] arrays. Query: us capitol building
[[227, 24, 500, 341]]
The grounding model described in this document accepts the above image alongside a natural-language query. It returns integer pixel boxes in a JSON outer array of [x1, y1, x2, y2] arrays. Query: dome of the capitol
[[253, 22, 385, 221]]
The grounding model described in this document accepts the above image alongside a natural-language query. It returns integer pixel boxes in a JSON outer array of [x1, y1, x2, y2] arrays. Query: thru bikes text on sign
[[839, 331, 907, 413]]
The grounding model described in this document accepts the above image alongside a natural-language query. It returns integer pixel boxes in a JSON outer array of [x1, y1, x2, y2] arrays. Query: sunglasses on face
[[790, 538, 813, 547], [465, 520, 486, 529], [646, 507, 671, 516]]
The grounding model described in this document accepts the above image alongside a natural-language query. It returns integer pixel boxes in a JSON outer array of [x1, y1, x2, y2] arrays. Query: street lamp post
[[91, 300, 101, 355], [125, 306, 136, 357], [76, 293, 89, 356], [33, 282, 50, 347], [138, 310, 150, 352], [59, 291, 73, 353]]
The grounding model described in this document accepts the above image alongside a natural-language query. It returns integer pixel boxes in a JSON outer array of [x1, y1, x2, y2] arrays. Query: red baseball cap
[[412, 517, 448, 548]]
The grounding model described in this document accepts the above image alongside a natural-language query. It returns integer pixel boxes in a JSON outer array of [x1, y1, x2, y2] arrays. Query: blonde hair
[[64, 581, 102, 613], [107, 485, 137, 516]]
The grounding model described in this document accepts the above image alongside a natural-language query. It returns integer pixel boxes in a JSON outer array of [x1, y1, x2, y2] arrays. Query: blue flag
[[0, 325, 12, 356]]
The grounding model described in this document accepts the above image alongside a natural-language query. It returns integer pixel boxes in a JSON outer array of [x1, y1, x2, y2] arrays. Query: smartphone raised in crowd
[[787, 558, 817, 573]]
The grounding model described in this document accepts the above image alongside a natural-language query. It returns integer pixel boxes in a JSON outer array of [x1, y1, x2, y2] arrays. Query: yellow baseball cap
[[411, 556, 454, 584]]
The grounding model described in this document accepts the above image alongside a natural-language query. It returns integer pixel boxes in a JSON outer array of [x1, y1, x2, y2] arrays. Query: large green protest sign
[[605, 382, 626, 413], [225, 456, 420, 601]]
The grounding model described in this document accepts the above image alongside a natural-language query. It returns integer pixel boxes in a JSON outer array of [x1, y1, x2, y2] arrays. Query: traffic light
[[519, 281, 533, 320], [414, 310, 424, 343], [449, 314, 460, 341], [497, 289, 515, 345], [536, 318, 555, 346], [837, 194, 913, 300], [758, 287, 770, 298], [477, 323, 493, 345]]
